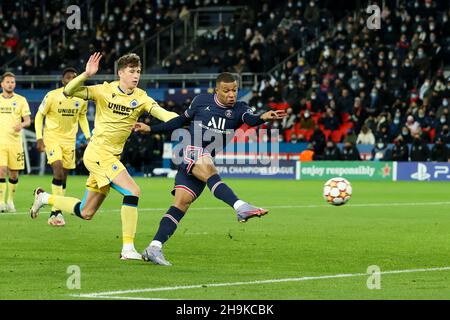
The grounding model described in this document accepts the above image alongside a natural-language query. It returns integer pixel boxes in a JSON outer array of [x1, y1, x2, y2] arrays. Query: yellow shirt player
[[0, 72, 31, 213], [30, 52, 178, 260], [34, 68, 91, 226]]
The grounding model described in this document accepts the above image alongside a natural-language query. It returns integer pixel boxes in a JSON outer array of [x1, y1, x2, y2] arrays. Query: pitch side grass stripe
[[4, 201, 450, 216], [70, 266, 450, 298]]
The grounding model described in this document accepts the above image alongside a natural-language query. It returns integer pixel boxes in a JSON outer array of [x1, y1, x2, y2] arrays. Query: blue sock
[[153, 206, 185, 244], [207, 174, 239, 208]]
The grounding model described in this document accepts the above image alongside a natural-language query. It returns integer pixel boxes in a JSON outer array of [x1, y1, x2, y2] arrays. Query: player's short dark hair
[[62, 67, 78, 77], [1, 72, 15, 82], [216, 72, 237, 87], [117, 53, 141, 71]]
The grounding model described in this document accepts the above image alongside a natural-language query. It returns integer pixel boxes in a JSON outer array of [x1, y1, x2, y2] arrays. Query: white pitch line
[[4, 201, 450, 216], [74, 295, 175, 300], [70, 266, 450, 299]]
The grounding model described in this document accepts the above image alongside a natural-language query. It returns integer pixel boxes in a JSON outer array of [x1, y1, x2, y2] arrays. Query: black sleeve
[[242, 112, 266, 126], [151, 113, 189, 133]]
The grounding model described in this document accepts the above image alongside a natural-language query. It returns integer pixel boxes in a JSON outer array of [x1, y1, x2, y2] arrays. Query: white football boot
[[120, 248, 143, 260], [48, 212, 66, 226], [7, 201, 16, 213], [30, 187, 47, 219]]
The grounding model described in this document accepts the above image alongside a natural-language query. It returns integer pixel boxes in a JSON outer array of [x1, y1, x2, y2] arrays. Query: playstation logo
[[411, 163, 431, 181]]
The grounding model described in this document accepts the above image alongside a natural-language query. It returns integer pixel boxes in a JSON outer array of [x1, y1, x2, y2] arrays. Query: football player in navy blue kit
[[133, 73, 286, 265]]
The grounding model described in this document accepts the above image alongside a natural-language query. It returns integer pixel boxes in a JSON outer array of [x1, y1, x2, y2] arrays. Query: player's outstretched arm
[[64, 52, 102, 100], [150, 106, 179, 122], [132, 113, 189, 134], [243, 110, 287, 127]]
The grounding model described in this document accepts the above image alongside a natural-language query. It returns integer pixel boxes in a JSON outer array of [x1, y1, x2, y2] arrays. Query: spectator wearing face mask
[[282, 81, 301, 105], [435, 110, 449, 133], [366, 87, 382, 116], [299, 110, 315, 130], [356, 125, 375, 145], [387, 69, 404, 98], [371, 140, 392, 161], [390, 109, 403, 139], [435, 124, 450, 144], [281, 108, 297, 130], [337, 88, 354, 115], [347, 70, 361, 93], [320, 107, 340, 130], [430, 137, 449, 162], [285, 131, 296, 143], [414, 47, 431, 77], [391, 135, 410, 161], [340, 141, 361, 161], [375, 125, 391, 144], [416, 108, 433, 141], [401, 58, 416, 89], [304, 1, 320, 32], [410, 133, 430, 161], [309, 90, 323, 112], [405, 115, 421, 135], [400, 126, 413, 144], [323, 140, 341, 160]]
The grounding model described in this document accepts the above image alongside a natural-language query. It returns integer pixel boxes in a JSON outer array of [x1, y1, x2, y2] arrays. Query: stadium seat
[[341, 112, 351, 123], [429, 128, 436, 142], [330, 130, 343, 143], [323, 129, 331, 141]]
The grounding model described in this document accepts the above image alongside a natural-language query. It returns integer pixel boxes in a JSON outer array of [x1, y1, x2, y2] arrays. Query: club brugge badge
[[12, 101, 17, 108], [112, 164, 119, 171], [130, 99, 138, 108], [74, 101, 80, 108], [225, 109, 233, 118]]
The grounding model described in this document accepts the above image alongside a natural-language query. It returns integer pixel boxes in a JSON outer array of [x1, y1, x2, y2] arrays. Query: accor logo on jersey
[[58, 108, 79, 117], [107, 102, 133, 116]]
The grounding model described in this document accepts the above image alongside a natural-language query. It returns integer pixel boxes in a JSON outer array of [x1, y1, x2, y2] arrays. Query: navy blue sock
[[153, 206, 185, 244], [52, 178, 63, 186], [206, 174, 239, 208]]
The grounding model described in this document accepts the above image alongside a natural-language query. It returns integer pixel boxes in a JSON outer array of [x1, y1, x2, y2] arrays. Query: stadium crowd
[[1, 0, 351, 75], [0, 0, 252, 73], [162, 0, 341, 74], [247, 0, 450, 158], [2, 0, 449, 172]]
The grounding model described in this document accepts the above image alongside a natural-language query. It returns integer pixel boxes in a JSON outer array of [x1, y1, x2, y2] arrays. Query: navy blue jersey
[[182, 94, 255, 157]]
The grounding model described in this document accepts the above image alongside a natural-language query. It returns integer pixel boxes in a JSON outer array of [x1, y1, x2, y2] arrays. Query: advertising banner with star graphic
[[297, 162, 393, 180]]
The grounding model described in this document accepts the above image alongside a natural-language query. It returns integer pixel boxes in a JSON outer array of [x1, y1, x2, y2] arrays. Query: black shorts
[[170, 145, 211, 200]]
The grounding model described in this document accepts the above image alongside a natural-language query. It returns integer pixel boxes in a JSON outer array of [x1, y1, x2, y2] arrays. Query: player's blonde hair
[[1, 72, 15, 82], [117, 53, 141, 71]]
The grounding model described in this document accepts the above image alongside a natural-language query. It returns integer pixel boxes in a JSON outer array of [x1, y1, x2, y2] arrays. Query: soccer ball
[[323, 177, 352, 206]]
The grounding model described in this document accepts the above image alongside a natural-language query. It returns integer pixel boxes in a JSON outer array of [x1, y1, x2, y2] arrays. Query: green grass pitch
[[0, 175, 449, 300]]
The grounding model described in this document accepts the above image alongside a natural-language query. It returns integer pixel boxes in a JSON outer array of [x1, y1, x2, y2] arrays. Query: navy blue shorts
[[170, 145, 211, 200]]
